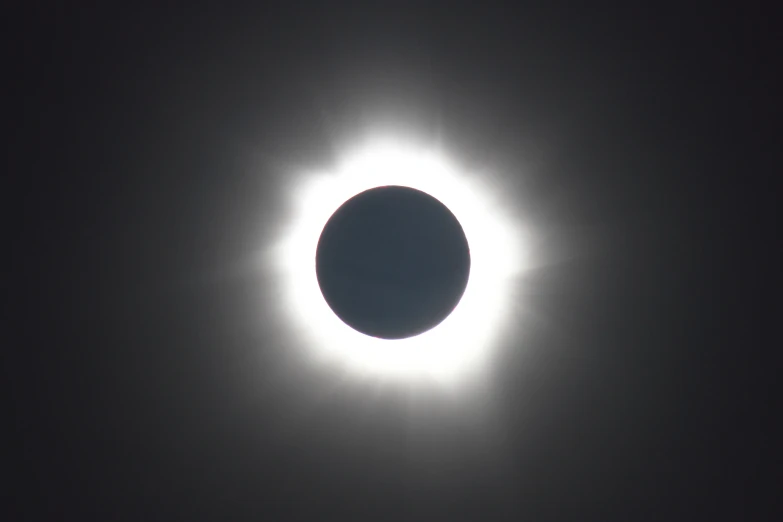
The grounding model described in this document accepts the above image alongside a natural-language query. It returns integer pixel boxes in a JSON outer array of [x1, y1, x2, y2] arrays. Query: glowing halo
[[271, 138, 527, 384]]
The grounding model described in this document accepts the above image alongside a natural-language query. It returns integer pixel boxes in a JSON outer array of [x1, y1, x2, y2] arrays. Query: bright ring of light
[[272, 138, 526, 384]]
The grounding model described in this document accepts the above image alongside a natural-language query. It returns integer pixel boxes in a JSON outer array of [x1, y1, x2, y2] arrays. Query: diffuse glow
[[272, 138, 527, 383]]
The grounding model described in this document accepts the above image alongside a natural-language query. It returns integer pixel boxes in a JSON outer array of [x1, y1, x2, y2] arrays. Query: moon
[[316, 185, 471, 340]]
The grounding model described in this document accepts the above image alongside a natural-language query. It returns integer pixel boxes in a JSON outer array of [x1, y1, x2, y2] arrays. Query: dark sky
[[9, 4, 780, 520]]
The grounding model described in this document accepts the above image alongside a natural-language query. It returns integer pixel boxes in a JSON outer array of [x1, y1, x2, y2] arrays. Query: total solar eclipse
[[276, 141, 523, 380], [316, 185, 471, 340]]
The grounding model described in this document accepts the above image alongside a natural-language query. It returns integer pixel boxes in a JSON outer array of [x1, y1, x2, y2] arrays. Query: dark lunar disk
[[315, 185, 471, 340]]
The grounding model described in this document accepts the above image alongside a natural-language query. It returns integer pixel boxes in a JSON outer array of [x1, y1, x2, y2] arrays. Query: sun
[[270, 137, 527, 385]]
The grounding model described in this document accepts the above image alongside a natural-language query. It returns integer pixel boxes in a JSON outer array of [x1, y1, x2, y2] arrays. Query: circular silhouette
[[316, 185, 471, 339]]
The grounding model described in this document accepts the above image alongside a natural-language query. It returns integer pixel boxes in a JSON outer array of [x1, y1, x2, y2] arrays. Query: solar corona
[[272, 139, 526, 383]]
